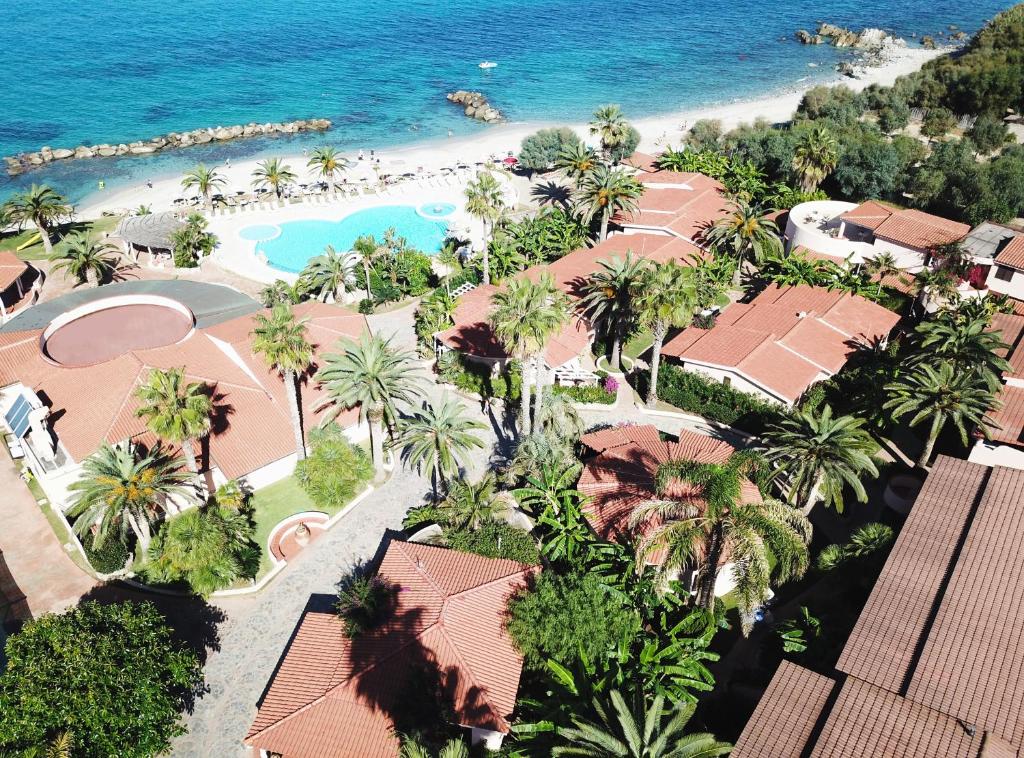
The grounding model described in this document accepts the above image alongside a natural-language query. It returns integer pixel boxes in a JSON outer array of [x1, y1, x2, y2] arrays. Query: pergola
[[116, 212, 185, 258]]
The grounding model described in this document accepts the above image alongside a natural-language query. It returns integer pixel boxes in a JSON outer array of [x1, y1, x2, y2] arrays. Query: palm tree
[[552, 689, 732, 758], [912, 315, 1011, 389], [633, 262, 699, 408], [556, 141, 599, 187], [307, 146, 349, 192], [464, 171, 506, 285], [145, 505, 256, 595], [589, 105, 629, 160], [4, 185, 72, 256], [576, 165, 643, 242], [300, 245, 356, 303], [251, 157, 297, 200], [631, 457, 811, 627], [914, 267, 958, 311], [134, 368, 213, 475], [580, 253, 648, 371], [863, 251, 901, 296], [792, 126, 839, 193], [489, 273, 569, 436], [763, 404, 879, 514], [49, 232, 121, 286], [399, 738, 470, 758], [315, 332, 424, 470], [180, 164, 227, 207], [66, 443, 192, 556], [884, 363, 999, 468], [351, 234, 382, 302], [425, 472, 503, 529], [703, 198, 781, 288], [395, 396, 487, 496], [250, 303, 314, 460]]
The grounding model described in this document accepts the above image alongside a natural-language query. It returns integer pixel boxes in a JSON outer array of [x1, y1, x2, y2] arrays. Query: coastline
[[76, 45, 949, 220]]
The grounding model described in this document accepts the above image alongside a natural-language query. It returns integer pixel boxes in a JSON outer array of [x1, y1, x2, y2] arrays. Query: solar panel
[[4, 394, 31, 438]]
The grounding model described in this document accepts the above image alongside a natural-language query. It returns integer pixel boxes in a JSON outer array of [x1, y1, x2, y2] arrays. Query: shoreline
[[76, 45, 950, 220]]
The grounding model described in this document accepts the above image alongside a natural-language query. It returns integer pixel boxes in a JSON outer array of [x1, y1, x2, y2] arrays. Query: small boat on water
[[478, 61, 497, 69]]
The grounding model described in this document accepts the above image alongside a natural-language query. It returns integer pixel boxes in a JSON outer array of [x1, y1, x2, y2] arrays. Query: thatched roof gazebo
[[117, 212, 186, 257]]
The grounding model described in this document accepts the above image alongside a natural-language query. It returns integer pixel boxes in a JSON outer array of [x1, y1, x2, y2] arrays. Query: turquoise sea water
[[254, 206, 449, 272], [0, 0, 1011, 203]]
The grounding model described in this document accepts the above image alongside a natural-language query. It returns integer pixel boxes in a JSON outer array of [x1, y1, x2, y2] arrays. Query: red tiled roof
[[577, 424, 760, 563], [842, 202, 968, 250], [996, 236, 1024, 271], [614, 175, 729, 242], [0, 251, 30, 293], [245, 541, 537, 758], [988, 384, 1024, 448], [839, 200, 895, 231], [622, 151, 659, 173]]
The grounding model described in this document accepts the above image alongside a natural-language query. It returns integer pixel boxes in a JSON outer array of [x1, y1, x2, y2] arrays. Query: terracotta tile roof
[[623, 151, 659, 173], [989, 385, 1024, 447], [996, 236, 1024, 271], [0, 252, 30, 293], [839, 200, 896, 231], [842, 202, 969, 249], [793, 245, 849, 264], [613, 174, 729, 242], [246, 541, 537, 758], [731, 661, 837, 758], [577, 424, 759, 562]]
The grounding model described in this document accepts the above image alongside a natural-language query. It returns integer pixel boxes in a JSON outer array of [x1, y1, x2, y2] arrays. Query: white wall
[[237, 454, 298, 491], [986, 265, 1024, 300], [969, 440, 1024, 470], [469, 727, 505, 751], [679, 361, 797, 407]]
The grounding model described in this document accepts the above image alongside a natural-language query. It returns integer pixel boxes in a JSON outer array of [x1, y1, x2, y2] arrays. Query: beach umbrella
[[502, 156, 518, 166]]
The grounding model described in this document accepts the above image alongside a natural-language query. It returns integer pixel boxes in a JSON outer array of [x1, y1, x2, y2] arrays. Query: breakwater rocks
[[446, 91, 502, 123], [3, 118, 332, 176], [795, 24, 900, 50]]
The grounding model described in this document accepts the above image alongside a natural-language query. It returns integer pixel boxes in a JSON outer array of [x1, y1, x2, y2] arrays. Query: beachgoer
[[370, 149, 375, 159], [225, 157, 231, 166], [98, 180, 105, 190], [358, 149, 364, 160], [147, 180, 153, 189]]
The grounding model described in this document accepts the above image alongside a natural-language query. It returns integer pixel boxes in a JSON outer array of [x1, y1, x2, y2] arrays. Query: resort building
[[984, 229, 1024, 301], [660, 284, 901, 407], [969, 310, 1024, 470], [733, 457, 1024, 757], [0, 251, 39, 323], [614, 169, 730, 243], [244, 540, 538, 757], [0, 281, 368, 510], [784, 199, 969, 271], [576, 424, 759, 595]]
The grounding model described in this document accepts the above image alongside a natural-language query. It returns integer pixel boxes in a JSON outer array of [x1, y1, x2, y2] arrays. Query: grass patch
[[0, 217, 122, 261], [623, 328, 653, 361], [250, 476, 319, 577]]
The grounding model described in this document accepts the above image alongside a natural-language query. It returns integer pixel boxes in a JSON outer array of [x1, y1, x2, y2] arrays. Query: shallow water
[[0, 0, 1009, 202]]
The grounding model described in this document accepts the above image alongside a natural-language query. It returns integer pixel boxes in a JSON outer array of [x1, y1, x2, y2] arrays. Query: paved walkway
[[0, 456, 96, 625]]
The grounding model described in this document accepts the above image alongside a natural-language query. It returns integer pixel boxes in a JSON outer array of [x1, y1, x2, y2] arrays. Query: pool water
[[418, 202, 457, 220], [239, 224, 280, 241], [254, 205, 449, 273]]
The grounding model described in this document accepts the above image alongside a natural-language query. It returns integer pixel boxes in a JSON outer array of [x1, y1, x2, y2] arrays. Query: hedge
[[552, 384, 616, 405], [445, 521, 540, 564]]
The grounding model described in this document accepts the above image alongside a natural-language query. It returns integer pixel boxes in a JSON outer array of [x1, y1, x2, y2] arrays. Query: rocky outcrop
[[921, 35, 937, 49], [446, 91, 502, 123], [795, 29, 823, 44], [3, 118, 332, 176], [811, 22, 900, 50]]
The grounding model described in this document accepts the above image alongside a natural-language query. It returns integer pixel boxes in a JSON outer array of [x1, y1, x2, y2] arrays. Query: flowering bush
[[603, 375, 620, 394]]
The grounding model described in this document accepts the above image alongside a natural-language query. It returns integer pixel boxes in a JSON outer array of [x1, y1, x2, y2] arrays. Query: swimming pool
[[247, 205, 450, 274]]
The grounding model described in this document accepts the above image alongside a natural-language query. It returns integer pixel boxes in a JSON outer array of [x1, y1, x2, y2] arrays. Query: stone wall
[[4, 118, 332, 176]]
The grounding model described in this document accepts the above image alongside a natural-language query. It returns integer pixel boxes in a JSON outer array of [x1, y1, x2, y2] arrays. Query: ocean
[[0, 0, 1010, 203]]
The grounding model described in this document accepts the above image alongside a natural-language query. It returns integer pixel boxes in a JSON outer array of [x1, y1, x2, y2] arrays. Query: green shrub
[[518, 127, 581, 171], [552, 383, 616, 405], [336, 572, 396, 638], [445, 521, 540, 564], [358, 298, 374, 314], [437, 351, 520, 400], [641, 362, 782, 434], [506, 572, 640, 668], [294, 425, 374, 507], [81, 530, 130, 574]]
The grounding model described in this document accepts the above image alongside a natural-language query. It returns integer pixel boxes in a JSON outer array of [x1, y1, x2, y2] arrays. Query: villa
[[733, 456, 1024, 757], [244, 540, 538, 757], [660, 283, 901, 407], [614, 169, 730, 242], [0, 281, 368, 510], [984, 229, 1024, 301], [576, 424, 759, 595], [969, 310, 1024, 470]]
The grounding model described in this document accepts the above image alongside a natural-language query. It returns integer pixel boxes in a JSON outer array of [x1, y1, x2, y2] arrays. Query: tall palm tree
[[395, 396, 487, 496], [553, 689, 732, 758], [251, 303, 314, 460], [67, 443, 192, 556], [763, 404, 879, 514], [863, 251, 901, 296], [792, 126, 839, 193], [464, 171, 506, 285], [315, 332, 424, 470], [251, 157, 297, 200], [4, 185, 72, 256], [49, 232, 120, 286], [632, 262, 699, 407], [299, 245, 356, 303], [575, 165, 643, 242], [351, 233, 383, 303], [631, 457, 811, 627], [912, 315, 1010, 390], [489, 273, 569, 436], [427, 472, 503, 530], [180, 164, 227, 207], [580, 253, 648, 371], [884, 363, 999, 468], [307, 146, 349, 192], [556, 141, 599, 187], [702, 198, 781, 288], [134, 368, 213, 475], [589, 105, 629, 160]]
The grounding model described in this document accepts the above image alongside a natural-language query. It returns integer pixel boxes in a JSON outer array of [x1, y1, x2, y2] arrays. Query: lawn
[[0, 216, 122, 261], [249, 476, 319, 578], [623, 328, 653, 361]]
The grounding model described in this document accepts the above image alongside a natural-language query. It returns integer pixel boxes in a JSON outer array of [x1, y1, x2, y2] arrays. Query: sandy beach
[[77, 45, 950, 220]]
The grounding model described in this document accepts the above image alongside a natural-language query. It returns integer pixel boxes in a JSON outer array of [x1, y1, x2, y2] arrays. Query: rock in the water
[[795, 29, 823, 44], [51, 148, 74, 160], [837, 61, 858, 78], [447, 90, 502, 123], [921, 35, 936, 49]]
